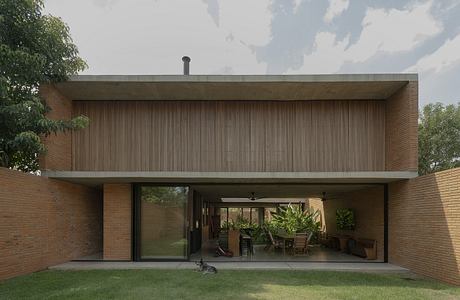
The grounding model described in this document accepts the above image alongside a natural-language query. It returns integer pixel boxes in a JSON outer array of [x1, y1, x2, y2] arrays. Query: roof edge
[[66, 73, 418, 83]]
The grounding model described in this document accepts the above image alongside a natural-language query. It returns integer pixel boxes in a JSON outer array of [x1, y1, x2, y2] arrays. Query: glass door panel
[[140, 186, 188, 260]]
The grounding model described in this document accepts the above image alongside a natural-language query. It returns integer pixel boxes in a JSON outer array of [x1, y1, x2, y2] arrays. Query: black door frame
[[132, 183, 192, 262]]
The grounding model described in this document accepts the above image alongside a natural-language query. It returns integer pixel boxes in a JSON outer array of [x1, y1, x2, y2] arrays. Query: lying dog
[[196, 258, 218, 274]]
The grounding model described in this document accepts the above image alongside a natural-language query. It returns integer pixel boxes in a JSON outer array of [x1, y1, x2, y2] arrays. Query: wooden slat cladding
[[72, 100, 385, 172]]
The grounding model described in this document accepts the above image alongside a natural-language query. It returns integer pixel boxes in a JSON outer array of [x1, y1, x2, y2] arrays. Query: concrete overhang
[[42, 171, 418, 187], [52, 74, 418, 101]]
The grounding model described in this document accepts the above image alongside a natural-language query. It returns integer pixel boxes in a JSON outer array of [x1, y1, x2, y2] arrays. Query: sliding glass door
[[137, 186, 189, 260]]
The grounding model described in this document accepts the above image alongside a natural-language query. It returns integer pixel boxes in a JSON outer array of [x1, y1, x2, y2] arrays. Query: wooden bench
[[350, 238, 377, 260]]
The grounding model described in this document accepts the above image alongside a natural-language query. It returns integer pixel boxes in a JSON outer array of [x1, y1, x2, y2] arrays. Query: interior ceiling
[[190, 184, 377, 201]]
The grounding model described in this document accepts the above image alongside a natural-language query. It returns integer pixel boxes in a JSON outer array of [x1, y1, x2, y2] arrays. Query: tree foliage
[[419, 102, 460, 175], [0, 0, 88, 172]]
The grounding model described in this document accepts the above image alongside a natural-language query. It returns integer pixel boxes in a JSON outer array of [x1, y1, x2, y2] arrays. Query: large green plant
[[270, 204, 321, 235], [336, 208, 355, 231], [0, 0, 88, 172]]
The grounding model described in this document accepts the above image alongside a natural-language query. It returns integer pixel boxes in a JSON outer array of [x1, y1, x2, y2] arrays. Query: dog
[[196, 258, 218, 274]]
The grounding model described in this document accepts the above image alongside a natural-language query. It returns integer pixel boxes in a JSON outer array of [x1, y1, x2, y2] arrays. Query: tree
[[0, 0, 88, 172], [419, 102, 460, 175]]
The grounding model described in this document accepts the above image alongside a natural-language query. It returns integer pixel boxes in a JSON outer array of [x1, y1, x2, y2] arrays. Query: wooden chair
[[306, 231, 313, 253], [265, 230, 282, 252], [292, 233, 307, 255]]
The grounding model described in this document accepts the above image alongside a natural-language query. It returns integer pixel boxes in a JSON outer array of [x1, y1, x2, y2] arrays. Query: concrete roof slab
[[42, 171, 418, 187], [52, 74, 417, 101]]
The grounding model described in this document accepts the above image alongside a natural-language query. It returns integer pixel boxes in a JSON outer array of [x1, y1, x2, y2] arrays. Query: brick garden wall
[[0, 168, 102, 280], [389, 168, 460, 285]]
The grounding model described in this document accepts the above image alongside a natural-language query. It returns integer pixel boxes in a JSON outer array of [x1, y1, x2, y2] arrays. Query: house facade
[[39, 74, 419, 262]]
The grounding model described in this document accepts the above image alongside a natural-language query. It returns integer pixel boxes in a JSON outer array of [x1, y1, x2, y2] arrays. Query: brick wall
[[39, 85, 73, 171], [385, 81, 419, 172], [0, 168, 102, 280], [323, 186, 384, 261], [103, 184, 132, 260], [389, 168, 460, 285]]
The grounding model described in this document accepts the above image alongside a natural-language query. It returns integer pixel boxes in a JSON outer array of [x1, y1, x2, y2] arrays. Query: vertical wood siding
[[72, 100, 385, 172]]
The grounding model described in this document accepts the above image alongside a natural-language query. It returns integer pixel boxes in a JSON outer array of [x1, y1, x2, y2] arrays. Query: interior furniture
[[228, 229, 240, 256], [275, 233, 296, 256], [265, 230, 282, 252], [292, 233, 308, 255], [350, 238, 377, 259], [240, 233, 254, 256], [338, 236, 350, 252]]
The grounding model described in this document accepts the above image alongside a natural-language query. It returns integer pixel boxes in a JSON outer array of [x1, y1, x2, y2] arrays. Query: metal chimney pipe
[[182, 56, 191, 75]]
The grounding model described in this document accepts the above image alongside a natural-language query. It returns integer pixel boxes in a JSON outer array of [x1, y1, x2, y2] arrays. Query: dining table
[[275, 233, 296, 256]]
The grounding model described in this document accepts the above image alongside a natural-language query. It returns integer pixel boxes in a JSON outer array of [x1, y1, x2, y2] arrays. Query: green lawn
[[0, 270, 459, 300]]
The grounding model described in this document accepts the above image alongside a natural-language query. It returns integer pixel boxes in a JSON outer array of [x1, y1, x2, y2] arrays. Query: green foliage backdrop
[[419, 103, 460, 175], [0, 0, 88, 172]]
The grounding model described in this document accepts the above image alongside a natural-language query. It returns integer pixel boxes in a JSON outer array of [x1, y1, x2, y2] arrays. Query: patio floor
[[190, 240, 381, 262], [50, 261, 408, 273]]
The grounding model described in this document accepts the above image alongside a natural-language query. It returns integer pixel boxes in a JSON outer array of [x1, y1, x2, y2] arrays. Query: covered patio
[[189, 183, 386, 263]]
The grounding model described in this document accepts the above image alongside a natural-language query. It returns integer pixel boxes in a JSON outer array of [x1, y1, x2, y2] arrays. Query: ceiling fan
[[321, 192, 327, 202], [249, 192, 266, 201]]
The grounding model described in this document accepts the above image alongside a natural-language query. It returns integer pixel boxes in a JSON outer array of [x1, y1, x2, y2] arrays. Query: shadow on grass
[[0, 269, 459, 300]]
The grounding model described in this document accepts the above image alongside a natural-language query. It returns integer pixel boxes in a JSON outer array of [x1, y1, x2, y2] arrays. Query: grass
[[1, 269, 459, 300]]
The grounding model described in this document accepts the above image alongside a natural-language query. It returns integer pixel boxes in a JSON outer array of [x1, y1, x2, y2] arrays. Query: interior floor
[[191, 240, 381, 262]]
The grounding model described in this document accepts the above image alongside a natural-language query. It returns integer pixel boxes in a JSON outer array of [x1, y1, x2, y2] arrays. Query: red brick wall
[[0, 168, 102, 280], [389, 168, 460, 285], [103, 184, 132, 260], [39, 85, 73, 171], [323, 186, 385, 261], [385, 81, 419, 171]]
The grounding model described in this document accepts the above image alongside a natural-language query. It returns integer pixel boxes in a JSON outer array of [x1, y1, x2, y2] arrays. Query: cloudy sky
[[44, 0, 460, 106]]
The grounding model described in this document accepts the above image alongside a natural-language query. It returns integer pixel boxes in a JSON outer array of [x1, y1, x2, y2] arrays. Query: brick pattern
[[385, 81, 419, 171], [389, 168, 460, 285], [323, 186, 384, 261], [103, 184, 132, 260], [0, 167, 102, 280], [38, 85, 73, 171]]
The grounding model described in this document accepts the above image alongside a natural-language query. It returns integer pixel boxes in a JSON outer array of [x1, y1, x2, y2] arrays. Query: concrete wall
[[103, 184, 132, 260], [39, 85, 73, 171], [389, 168, 460, 285], [323, 186, 384, 261], [0, 168, 102, 280]]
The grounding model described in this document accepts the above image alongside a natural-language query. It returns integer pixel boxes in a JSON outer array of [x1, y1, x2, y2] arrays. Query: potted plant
[[335, 208, 355, 251], [270, 204, 321, 236]]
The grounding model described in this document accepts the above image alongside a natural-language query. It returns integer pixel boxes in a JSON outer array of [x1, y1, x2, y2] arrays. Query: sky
[[43, 0, 460, 106]]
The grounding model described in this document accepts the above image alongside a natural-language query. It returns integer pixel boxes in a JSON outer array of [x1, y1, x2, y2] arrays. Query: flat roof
[[42, 171, 418, 187], [52, 73, 417, 101]]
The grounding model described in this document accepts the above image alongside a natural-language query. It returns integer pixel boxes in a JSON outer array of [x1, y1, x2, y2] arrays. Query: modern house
[[38, 72, 419, 263]]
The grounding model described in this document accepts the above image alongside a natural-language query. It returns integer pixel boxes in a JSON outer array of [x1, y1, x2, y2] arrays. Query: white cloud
[[219, 0, 272, 46], [293, 0, 303, 13], [297, 32, 349, 73], [345, 0, 442, 63], [406, 33, 460, 74], [44, 0, 272, 74], [290, 0, 442, 74], [324, 0, 349, 23]]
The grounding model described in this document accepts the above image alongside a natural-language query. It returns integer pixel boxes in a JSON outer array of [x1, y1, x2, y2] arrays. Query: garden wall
[[389, 167, 460, 285], [0, 168, 102, 280], [323, 186, 385, 261]]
